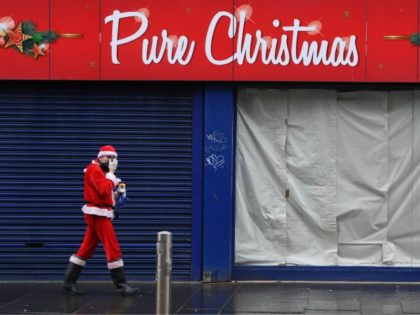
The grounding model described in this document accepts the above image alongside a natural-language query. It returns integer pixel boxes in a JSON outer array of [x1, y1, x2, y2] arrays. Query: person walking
[[62, 145, 139, 296]]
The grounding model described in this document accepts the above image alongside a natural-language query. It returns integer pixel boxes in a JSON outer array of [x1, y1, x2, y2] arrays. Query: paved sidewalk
[[1, 281, 420, 314]]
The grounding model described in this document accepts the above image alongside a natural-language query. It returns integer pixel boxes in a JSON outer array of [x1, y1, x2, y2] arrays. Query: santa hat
[[97, 145, 118, 158]]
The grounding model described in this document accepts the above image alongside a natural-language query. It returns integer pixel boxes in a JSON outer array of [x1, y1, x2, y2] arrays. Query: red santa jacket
[[81, 160, 119, 219]]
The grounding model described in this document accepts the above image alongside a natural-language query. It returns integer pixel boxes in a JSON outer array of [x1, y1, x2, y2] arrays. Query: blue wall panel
[[202, 84, 235, 282], [233, 265, 420, 282]]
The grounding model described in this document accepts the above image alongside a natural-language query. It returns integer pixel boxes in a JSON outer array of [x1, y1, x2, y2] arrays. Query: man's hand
[[118, 182, 126, 194], [108, 158, 118, 173]]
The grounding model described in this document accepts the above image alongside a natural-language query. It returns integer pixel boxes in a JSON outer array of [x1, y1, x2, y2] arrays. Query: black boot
[[110, 267, 140, 296], [62, 262, 84, 295]]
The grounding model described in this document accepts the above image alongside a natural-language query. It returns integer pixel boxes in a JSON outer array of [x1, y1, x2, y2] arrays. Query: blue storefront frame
[[200, 83, 420, 282], [201, 83, 235, 282]]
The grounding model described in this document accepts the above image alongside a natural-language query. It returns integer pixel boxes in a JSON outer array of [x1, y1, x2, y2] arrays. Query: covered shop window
[[235, 88, 420, 266]]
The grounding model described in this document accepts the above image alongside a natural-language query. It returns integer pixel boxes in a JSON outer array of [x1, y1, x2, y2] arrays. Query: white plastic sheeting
[[336, 91, 388, 265], [286, 90, 337, 265], [235, 89, 288, 265], [235, 88, 420, 266]]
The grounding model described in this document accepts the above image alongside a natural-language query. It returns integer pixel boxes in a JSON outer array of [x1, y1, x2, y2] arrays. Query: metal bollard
[[156, 231, 172, 315]]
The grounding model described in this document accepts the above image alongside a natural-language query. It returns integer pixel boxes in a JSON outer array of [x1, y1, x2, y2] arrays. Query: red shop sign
[[0, 0, 418, 82]]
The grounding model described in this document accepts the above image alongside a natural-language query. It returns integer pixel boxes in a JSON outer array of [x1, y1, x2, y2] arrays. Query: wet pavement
[[1, 281, 420, 314]]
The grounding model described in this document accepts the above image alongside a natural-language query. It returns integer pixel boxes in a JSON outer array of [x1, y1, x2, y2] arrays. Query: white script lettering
[[105, 10, 148, 64], [105, 10, 359, 68], [205, 11, 359, 67], [105, 10, 195, 65]]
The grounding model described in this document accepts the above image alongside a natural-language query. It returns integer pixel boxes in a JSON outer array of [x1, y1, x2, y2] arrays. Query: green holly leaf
[[22, 20, 36, 35], [410, 33, 420, 46], [40, 31, 58, 43], [32, 34, 43, 43]]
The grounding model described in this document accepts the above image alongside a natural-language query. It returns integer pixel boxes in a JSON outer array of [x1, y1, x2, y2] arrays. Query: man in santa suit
[[62, 145, 139, 296]]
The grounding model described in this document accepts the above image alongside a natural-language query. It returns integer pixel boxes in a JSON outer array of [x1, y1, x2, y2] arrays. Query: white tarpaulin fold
[[286, 90, 337, 265], [235, 88, 420, 266], [412, 91, 420, 265], [336, 91, 388, 265], [235, 89, 288, 265], [386, 91, 414, 265]]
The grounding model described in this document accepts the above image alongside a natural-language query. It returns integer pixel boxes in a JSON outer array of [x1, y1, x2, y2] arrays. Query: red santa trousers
[[75, 214, 122, 264]]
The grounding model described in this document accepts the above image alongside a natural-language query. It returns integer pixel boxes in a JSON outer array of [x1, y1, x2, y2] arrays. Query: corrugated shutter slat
[[0, 82, 193, 281]]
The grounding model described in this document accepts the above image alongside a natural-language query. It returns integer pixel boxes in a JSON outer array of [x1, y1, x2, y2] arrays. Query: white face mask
[[99, 155, 117, 171]]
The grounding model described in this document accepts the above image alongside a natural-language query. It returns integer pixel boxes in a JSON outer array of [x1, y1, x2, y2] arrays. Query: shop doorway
[[235, 88, 420, 267]]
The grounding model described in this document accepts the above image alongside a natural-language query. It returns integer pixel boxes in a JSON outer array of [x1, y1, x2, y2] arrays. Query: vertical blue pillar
[[202, 84, 235, 282]]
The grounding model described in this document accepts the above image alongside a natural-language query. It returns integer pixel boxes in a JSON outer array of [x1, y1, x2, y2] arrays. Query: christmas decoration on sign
[[0, 16, 83, 60], [384, 34, 420, 46]]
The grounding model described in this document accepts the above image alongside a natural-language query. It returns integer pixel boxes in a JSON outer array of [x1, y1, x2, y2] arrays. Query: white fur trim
[[70, 255, 86, 267], [107, 259, 124, 269], [98, 151, 118, 158], [106, 172, 119, 186], [84, 160, 98, 173], [82, 205, 114, 219]]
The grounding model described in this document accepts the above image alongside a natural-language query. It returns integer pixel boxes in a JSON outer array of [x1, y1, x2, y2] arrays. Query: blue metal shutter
[[0, 81, 193, 281]]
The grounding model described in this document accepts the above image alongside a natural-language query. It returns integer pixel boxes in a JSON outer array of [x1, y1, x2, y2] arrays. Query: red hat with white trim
[[97, 145, 118, 158]]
